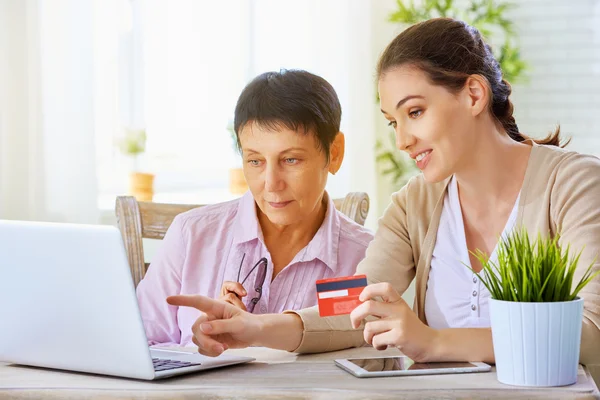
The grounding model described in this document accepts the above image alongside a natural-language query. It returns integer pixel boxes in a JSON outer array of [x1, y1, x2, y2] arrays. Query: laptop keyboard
[[152, 358, 202, 372]]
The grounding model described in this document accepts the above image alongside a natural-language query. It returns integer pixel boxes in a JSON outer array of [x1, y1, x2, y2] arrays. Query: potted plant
[[472, 228, 599, 386], [227, 120, 248, 195], [117, 127, 155, 202]]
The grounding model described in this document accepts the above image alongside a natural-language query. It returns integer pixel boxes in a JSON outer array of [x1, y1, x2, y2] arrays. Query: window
[[94, 0, 357, 209]]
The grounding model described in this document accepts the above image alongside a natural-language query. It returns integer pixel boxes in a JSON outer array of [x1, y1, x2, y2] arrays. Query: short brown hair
[[234, 69, 342, 162]]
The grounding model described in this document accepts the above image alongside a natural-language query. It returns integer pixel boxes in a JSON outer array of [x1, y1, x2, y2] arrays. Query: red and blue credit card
[[316, 274, 367, 317]]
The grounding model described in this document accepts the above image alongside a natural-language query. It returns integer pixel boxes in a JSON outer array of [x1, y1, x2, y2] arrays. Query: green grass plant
[[470, 228, 599, 302]]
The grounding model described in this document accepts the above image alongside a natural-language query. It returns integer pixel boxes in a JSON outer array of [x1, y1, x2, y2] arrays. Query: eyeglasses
[[236, 253, 268, 313]]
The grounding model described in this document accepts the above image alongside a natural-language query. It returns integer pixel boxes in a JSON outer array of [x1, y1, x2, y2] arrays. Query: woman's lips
[[416, 151, 432, 170], [268, 201, 292, 209]]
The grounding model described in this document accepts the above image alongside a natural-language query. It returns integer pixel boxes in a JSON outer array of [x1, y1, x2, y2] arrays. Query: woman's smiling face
[[378, 65, 481, 183]]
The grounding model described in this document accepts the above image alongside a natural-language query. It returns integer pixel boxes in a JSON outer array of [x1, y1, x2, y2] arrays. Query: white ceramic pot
[[489, 298, 583, 387]]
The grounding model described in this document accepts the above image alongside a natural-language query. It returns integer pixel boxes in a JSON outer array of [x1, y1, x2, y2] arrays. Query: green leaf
[[465, 227, 599, 303], [116, 128, 146, 156]]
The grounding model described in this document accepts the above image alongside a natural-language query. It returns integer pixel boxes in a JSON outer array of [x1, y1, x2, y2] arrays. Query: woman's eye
[[387, 120, 397, 128], [409, 109, 423, 118], [248, 160, 260, 166], [284, 158, 298, 165]]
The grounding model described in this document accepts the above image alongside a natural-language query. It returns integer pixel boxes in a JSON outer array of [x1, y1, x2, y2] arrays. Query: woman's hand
[[219, 281, 247, 311], [350, 282, 440, 362], [167, 295, 262, 356]]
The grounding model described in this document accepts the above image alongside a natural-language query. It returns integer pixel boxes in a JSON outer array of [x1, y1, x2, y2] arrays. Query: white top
[[424, 176, 520, 329]]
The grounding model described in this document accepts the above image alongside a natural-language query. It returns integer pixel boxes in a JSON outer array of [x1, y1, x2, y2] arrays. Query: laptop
[[0, 219, 254, 380]]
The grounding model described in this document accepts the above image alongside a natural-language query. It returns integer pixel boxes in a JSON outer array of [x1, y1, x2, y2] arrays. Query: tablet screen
[[347, 357, 478, 372]]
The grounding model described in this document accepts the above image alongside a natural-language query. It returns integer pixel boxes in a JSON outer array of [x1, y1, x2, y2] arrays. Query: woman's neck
[[454, 129, 532, 210], [257, 194, 328, 251]]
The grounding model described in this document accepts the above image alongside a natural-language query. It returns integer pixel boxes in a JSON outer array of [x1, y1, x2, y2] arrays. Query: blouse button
[[471, 304, 477, 311], [472, 290, 477, 297], [473, 276, 477, 283]]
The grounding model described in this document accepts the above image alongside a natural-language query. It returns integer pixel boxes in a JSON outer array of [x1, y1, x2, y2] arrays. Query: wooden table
[[0, 346, 598, 399]]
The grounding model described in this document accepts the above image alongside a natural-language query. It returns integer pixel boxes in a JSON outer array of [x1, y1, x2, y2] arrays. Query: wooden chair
[[115, 192, 370, 288]]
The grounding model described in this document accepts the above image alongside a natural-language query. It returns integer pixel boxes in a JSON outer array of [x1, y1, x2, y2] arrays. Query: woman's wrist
[[428, 328, 447, 361], [427, 328, 494, 363], [255, 312, 304, 351]]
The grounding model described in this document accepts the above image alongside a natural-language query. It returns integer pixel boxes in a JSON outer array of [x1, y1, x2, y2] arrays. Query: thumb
[[222, 281, 247, 297], [200, 316, 244, 336]]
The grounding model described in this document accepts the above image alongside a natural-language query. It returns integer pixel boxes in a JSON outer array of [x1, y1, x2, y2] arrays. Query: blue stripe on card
[[316, 277, 367, 292]]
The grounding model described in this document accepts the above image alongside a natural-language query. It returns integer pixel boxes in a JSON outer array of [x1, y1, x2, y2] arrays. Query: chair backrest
[[115, 192, 370, 288]]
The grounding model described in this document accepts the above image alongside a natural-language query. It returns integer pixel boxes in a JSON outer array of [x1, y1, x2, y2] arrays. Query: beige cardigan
[[291, 142, 600, 366]]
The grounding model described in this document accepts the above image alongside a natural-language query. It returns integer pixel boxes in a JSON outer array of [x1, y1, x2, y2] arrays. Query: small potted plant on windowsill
[[472, 228, 599, 387], [116, 127, 155, 202], [227, 120, 248, 195]]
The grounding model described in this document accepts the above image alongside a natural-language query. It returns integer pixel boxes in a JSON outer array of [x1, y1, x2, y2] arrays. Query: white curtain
[[0, 0, 99, 223]]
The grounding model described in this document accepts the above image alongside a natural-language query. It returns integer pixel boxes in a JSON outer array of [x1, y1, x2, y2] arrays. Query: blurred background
[[1, 0, 599, 232]]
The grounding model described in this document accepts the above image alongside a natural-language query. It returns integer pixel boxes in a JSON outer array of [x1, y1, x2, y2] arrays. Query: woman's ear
[[464, 74, 490, 117], [328, 132, 345, 175]]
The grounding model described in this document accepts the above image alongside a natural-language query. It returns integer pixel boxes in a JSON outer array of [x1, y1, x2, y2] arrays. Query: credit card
[[316, 274, 367, 317]]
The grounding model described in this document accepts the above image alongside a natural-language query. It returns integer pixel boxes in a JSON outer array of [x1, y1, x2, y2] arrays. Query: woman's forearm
[[253, 313, 495, 361], [432, 328, 495, 364], [256, 313, 304, 351]]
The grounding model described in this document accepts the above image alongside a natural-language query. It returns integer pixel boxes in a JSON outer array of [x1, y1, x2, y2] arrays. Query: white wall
[[509, 0, 600, 156]]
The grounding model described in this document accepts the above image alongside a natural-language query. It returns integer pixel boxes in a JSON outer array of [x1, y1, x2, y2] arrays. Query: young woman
[[136, 70, 373, 346], [167, 18, 600, 367]]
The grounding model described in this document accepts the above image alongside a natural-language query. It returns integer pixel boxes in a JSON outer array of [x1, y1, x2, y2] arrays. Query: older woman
[[136, 70, 373, 346]]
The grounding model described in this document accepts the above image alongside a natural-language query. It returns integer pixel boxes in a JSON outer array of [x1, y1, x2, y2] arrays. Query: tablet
[[335, 356, 491, 378]]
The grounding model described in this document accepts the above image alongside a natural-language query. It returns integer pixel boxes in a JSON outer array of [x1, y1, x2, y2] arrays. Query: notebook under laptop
[[0, 219, 254, 380]]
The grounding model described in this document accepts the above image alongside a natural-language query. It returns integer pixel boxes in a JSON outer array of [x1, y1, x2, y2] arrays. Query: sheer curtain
[[0, 0, 99, 223]]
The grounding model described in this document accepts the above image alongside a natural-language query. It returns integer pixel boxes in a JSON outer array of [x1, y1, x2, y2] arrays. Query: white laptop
[[0, 219, 254, 380]]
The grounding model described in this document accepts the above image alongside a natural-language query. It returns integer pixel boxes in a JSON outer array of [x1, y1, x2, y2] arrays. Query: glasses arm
[[239, 257, 268, 285]]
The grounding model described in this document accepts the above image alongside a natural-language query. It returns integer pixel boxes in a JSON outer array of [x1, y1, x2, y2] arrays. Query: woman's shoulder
[[172, 197, 243, 234], [336, 212, 374, 248], [529, 144, 600, 188], [522, 144, 600, 225], [533, 143, 600, 165]]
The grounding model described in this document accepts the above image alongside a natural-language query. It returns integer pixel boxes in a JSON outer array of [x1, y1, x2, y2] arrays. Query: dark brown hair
[[377, 18, 568, 147], [234, 69, 342, 162]]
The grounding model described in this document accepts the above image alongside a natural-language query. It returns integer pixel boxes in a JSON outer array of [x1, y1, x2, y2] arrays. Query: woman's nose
[[395, 126, 416, 151], [264, 164, 285, 192]]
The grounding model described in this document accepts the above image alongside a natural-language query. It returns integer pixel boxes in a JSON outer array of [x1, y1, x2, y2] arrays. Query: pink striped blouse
[[136, 191, 373, 346]]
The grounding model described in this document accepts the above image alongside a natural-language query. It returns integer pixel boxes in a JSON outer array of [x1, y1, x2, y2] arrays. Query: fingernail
[[200, 323, 212, 333], [214, 345, 224, 354]]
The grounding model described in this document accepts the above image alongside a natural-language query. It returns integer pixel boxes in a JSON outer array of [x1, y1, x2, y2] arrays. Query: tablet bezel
[[334, 356, 492, 378]]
